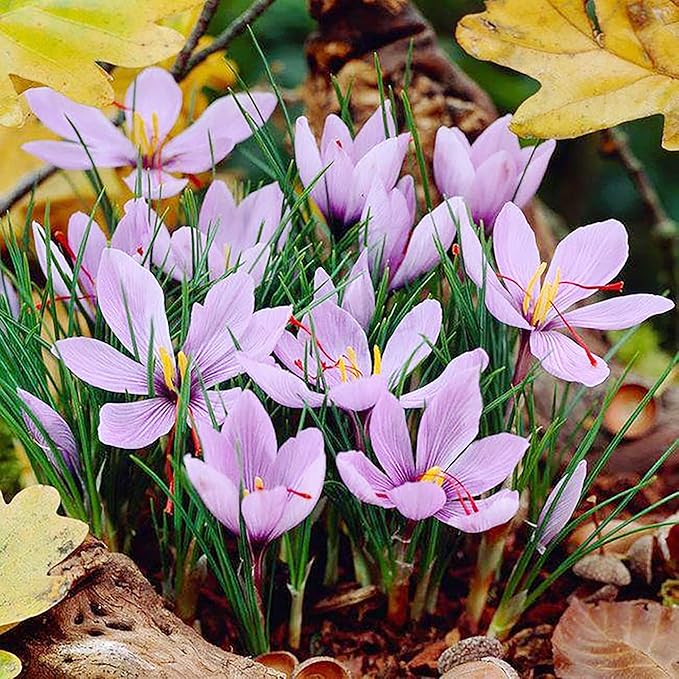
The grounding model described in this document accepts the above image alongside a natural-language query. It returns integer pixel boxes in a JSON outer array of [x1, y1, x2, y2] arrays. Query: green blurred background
[[219, 0, 677, 350]]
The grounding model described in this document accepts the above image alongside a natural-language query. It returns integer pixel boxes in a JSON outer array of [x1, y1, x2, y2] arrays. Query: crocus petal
[[514, 140, 556, 208], [238, 354, 326, 408], [198, 179, 237, 236], [400, 348, 489, 408], [53, 338, 149, 394], [336, 450, 396, 508], [323, 139, 355, 223], [555, 294, 675, 331], [122, 169, 188, 200], [342, 251, 375, 330], [459, 215, 532, 329], [166, 226, 210, 280], [368, 391, 416, 484], [381, 299, 442, 386], [239, 182, 286, 246], [184, 456, 241, 535], [492, 202, 541, 308], [320, 114, 353, 157], [351, 101, 397, 160], [448, 433, 528, 496], [387, 481, 447, 520], [433, 126, 475, 199], [468, 150, 517, 228], [23, 87, 135, 167], [235, 242, 270, 285], [530, 330, 609, 387], [267, 428, 326, 537], [193, 420, 239, 481], [17, 388, 79, 473], [328, 374, 388, 412], [124, 67, 182, 145], [469, 114, 518, 165], [98, 398, 175, 448], [67, 212, 107, 300], [22, 140, 112, 170], [241, 487, 288, 544], [96, 249, 173, 363], [536, 460, 587, 553], [221, 390, 277, 488], [182, 271, 255, 387], [436, 489, 519, 533], [239, 305, 293, 362], [389, 197, 462, 290], [32, 222, 75, 298], [163, 92, 276, 174], [205, 388, 243, 424], [416, 369, 482, 472], [0, 274, 19, 319], [313, 268, 338, 308], [295, 116, 328, 216], [546, 219, 628, 312]]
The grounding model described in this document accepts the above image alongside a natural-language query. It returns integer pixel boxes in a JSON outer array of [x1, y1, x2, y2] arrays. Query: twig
[[184, 0, 279, 74], [0, 0, 279, 216], [171, 0, 222, 81]]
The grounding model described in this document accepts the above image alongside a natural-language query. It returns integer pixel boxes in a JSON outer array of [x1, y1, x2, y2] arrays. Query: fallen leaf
[[0, 650, 21, 679], [552, 599, 679, 678], [456, 0, 679, 150], [0, 485, 88, 634], [0, 0, 202, 127]]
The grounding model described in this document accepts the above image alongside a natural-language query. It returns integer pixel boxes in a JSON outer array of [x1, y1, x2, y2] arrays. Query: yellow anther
[[346, 346, 359, 370], [242, 488, 250, 497], [420, 466, 445, 487], [151, 112, 160, 146], [254, 476, 265, 491], [159, 346, 176, 391], [531, 267, 561, 326], [372, 345, 382, 376], [338, 357, 348, 383], [132, 112, 151, 156], [224, 243, 232, 270], [177, 351, 189, 381], [522, 262, 547, 315]]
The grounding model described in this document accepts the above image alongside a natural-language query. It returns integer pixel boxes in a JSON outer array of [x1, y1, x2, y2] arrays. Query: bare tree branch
[[171, 0, 222, 80]]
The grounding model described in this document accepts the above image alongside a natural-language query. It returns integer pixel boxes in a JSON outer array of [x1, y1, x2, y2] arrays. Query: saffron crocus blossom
[[185, 390, 325, 545], [170, 179, 287, 284], [460, 202, 675, 386], [32, 200, 172, 313], [239, 296, 489, 411], [1, 273, 19, 318], [358, 180, 470, 289], [23, 67, 277, 199], [336, 383, 528, 530], [434, 115, 556, 230], [17, 388, 80, 476], [295, 101, 410, 228], [535, 460, 587, 553], [52, 249, 290, 448]]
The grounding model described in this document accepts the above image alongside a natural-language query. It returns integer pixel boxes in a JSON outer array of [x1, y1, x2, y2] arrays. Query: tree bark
[[3, 538, 283, 679]]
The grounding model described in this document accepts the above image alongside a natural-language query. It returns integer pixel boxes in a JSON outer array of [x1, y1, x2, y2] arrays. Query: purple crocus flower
[[238, 297, 489, 412], [295, 101, 410, 228], [434, 115, 556, 230], [460, 202, 675, 386], [535, 460, 587, 553], [358, 180, 470, 289], [23, 67, 277, 199], [17, 388, 80, 476], [185, 390, 326, 545], [52, 249, 290, 448], [1, 273, 20, 319], [169, 179, 287, 284], [336, 382, 528, 530]]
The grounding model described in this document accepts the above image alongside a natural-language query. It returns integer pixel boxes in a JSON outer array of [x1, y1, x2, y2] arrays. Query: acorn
[[441, 657, 519, 678], [291, 656, 351, 679], [627, 535, 655, 584], [438, 636, 505, 674], [256, 651, 299, 677], [572, 554, 631, 586]]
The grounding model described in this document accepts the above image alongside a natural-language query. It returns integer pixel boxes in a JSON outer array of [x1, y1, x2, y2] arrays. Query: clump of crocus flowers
[[7, 68, 675, 658]]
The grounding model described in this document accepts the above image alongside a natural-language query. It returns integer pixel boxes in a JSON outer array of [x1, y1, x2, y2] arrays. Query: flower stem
[[288, 582, 306, 650], [512, 330, 531, 386], [386, 521, 415, 628], [410, 559, 433, 622], [323, 505, 340, 587]]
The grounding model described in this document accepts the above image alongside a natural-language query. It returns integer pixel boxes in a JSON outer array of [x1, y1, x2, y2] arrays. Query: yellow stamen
[[372, 345, 382, 376], [531, 266, 561, 326], [159, 347, 176, 391], [242, 488, 250, 497], [177, 351, 189, 381], [224, 243, 232, 270], [522, 261, 547, 315], [345, 346, 362, 378], [254, 476, 265, 491], [151, 112, 160, 147], [132, 111, 151, 156], [337, 357, 348, 383], [420, 466, 445, 487]]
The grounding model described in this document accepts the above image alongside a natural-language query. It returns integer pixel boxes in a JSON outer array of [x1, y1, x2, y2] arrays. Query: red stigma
[[287, 488, 312, 500], [112, 101, 129, 110], [452, 243, 460, 257], [561, 279, 624, 293], [187, 173, 203, 188], [137, 246, 144, 256]]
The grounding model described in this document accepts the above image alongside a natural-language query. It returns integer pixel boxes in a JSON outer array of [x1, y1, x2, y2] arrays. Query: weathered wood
[[3, 538, 283, 679]]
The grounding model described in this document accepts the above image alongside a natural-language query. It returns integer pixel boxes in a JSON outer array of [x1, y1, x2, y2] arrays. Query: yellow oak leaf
[[0, 485, 88, 634], [456, 0, 679, 149], [0, 650, 21, 679], [0, 0, 203, 128]]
